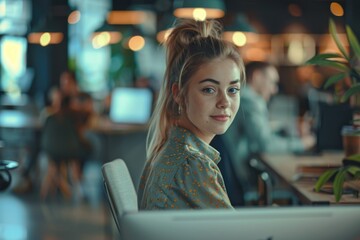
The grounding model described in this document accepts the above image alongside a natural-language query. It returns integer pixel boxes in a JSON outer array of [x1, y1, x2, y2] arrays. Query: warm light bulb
[[330, 2, 344, 16], [128, 36, 145, 51], [40, 33, 51, 47], [68, 10, 81, 24], [288, 39, 305, 64], [232, 32, 247, 47], [193, 8, 207, 21], [92, 32, 111, 49]]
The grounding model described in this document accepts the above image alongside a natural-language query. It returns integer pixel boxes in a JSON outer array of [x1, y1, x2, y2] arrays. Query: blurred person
[[39, 86, 62, 122], [138, 19, 245, 210], [59, 70, 79, 98], [40, 95, 92, 201]]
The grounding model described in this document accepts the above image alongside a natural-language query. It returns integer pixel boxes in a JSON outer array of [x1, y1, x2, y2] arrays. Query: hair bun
[[166, 19, 222, 52]]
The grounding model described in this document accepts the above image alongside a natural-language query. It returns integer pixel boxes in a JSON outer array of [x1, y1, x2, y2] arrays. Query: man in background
[[213, 61, 314, 204]]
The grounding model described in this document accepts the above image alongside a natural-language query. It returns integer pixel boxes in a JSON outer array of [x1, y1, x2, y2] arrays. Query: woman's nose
[[216, 92, 230, 108]]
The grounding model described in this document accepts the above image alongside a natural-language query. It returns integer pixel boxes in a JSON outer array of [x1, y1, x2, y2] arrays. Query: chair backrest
[[210, 135, 245, 206], [102, 159, 138, 233]]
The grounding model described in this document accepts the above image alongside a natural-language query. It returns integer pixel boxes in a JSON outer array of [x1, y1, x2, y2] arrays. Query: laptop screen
[[109, 87, 153, 124]]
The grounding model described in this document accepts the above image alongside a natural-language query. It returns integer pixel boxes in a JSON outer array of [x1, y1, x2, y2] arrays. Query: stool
[[0, 160, 19, 191]]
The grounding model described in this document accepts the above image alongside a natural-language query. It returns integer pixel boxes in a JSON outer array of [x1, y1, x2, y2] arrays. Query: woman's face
[[177, 57, 241, 143]]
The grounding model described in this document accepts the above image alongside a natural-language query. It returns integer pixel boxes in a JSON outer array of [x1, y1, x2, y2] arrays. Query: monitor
[[120, 206, 360, 240], [109, 87, 153, 124]]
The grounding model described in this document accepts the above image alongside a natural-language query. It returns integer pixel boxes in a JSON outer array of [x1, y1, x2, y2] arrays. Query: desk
[[90, 117, 148, 190], [0, 112, 147, 190], [262, 152, 360, 205]]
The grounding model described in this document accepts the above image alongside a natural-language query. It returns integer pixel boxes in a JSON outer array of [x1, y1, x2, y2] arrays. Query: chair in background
[[211, 136, 275, 206], [101, 159, 138, 234], [211, 135, 245, 206], [308, 87, 353, 153], [248, 156, 273, 206], [211, 135, 297, 206]]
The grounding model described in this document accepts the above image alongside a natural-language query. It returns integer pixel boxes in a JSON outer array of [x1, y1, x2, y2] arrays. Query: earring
[[178, 105, 182, 115]]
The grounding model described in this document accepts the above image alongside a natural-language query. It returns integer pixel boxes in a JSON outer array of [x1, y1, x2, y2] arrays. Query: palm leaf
[[329, 19, 349, 60], [346, 25, 360, 57], [306, 53, 344, 64], [341, 84, 360, 102], [333, 167, 349, 202], [324, 72, 347, 89], [314, 168, 338, 192], [305, 59, 349, 72]]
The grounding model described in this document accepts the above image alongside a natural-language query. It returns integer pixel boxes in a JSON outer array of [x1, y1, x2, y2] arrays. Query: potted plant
[[306, 19, 360, 202]]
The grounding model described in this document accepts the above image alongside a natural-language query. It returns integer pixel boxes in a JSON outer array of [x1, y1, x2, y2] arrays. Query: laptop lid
[[109, 87, 153, 124]]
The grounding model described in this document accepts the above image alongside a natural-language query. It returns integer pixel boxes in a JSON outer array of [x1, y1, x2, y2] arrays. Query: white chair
[[101, 159, 138, 234]]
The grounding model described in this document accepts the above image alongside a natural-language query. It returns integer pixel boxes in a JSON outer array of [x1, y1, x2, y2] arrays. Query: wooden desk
[[262, 152, 360, 205]]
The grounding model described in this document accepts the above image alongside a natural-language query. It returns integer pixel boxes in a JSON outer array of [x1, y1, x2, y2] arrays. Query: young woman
[[138, 19, 245, 209]]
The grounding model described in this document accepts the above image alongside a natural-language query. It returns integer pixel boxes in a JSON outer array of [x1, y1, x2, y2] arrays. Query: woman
[[138, 19, 245, 209]]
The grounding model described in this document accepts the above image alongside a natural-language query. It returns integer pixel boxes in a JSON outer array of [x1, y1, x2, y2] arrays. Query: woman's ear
[[172, 83, 180, 104]]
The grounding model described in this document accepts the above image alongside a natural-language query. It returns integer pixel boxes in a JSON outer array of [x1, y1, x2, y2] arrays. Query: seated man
[[214, 61, 314, 203]]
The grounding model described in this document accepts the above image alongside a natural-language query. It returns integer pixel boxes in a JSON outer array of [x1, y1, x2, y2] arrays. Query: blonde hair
[[146, 19, 245, 161]]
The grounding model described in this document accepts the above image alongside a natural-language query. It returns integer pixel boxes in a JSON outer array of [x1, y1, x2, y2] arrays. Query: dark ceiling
[[112, 0, 358, 34], [38, 0, 359, 35]]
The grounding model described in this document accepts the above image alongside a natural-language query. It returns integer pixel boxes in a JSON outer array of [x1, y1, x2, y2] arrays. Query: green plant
[[306, 19, 360, 202], [314, 155, 360, 202], [306, 19, 360, 103]]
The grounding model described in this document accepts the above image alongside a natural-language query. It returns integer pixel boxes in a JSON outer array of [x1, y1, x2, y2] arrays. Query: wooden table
[[262, 152, 360, 205]]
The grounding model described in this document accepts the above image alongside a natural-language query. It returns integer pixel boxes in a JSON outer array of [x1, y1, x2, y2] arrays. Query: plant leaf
[[306, 53, 344, 64], [341, 83, 360, 102], [346, 154, 360, 161], [305, 59, 349, 72], [348, 166, 360, 176], [346, 25, 360, 57], [329, 19, 349, 60], [314, 168, 338, 192], [333, 167, 349, 202], [346, 154, 360, 163], [324, 72, 347, 89]]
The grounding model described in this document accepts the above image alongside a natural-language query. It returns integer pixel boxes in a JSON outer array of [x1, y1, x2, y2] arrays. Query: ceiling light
[[223, 14, 256, 47], [27, 18, 65, 46], [173, 0, 225, 20], [92, 21, 122, 48], [330, 2, 344, 17]]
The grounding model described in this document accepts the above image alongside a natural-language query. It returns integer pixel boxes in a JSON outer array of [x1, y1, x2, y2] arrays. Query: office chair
[[308, 88, 352, 152], [211, 135, 298, 206], [211, 135, 245, 206], [101, 159, 138, 234]]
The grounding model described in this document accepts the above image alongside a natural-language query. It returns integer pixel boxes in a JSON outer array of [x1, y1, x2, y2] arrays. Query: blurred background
[[0, 0, 359, 239]]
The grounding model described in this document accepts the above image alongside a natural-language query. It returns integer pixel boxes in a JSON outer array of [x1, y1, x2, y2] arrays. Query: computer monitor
[[109, 87, 153, 124], [120, 206, 360, 240]]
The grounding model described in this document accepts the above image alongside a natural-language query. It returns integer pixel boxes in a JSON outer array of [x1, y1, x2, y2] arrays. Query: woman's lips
[[211, 115, 230, 122]]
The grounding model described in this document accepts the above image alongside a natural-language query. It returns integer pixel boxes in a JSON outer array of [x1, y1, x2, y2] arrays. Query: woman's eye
[[228, 87, 240, 94], [202, 88, 215, 94]]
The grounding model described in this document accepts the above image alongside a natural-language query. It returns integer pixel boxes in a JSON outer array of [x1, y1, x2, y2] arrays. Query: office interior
[[0, 0, 359, 239]]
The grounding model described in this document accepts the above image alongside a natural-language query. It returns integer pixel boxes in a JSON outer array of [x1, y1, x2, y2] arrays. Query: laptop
[[109, 87, 153, 125]]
